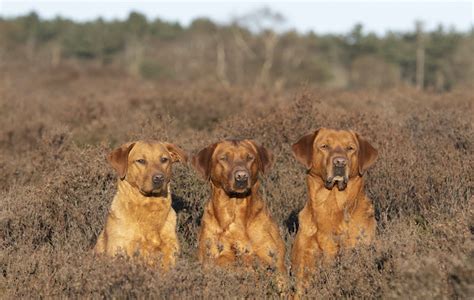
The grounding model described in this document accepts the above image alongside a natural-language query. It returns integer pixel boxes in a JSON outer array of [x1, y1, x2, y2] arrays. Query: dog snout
[[333, 156, 347, 167], [234, 170, 249, 183], [152, 173, 165, 185]]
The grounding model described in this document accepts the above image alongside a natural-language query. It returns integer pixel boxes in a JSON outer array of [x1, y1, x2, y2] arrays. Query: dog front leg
[[198, 225, 237, 268], [342, 218, 375, 249], [154, 210, 180, 270], [316, 232, 339, 263], [94, 231, 106, 254], [158, 235, 179, 271], [200, 237, 236, 267], [291, 232, 320, 295]]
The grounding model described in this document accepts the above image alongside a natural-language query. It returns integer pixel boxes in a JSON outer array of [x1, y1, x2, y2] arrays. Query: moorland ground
[[1, 60, 473, 298]]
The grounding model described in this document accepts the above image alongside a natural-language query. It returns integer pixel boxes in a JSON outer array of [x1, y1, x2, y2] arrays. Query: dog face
[[108, 141, 187, 197], [192, 139, 273, 197], [292, 128, 377, 191]]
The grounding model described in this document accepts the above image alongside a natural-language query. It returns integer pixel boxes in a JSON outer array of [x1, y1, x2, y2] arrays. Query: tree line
[[1, 10, 473, 90]]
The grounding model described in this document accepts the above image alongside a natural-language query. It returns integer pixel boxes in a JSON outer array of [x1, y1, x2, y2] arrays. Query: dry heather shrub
[[1, 63, 472, 298]]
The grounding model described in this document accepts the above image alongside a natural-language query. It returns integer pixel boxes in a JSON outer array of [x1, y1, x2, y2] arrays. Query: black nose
[[333, 156, 347, 167], [152, 173, 165, 184], [234, 170, 249, 182]]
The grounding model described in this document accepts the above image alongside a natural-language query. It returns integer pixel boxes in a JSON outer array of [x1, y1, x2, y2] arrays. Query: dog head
[[192, 139, 273, 197], [108, 141, 187, 197], [292, 128, 377, 191]]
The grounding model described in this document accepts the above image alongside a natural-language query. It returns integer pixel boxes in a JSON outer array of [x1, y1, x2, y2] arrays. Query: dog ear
[[164, 143, 188, 163], [192, 143, 217, 180], [292, 129, 320, 169], [356, 133, 378, 175], [107, 142, 135, 180], [250, 141, 274, 174]]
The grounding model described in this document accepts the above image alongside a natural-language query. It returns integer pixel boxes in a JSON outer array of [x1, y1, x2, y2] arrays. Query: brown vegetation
[[1, 60, 472, 298]]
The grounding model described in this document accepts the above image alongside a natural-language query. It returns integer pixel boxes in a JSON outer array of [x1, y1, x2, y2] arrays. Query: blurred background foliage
[[1, 9, 473, 91]]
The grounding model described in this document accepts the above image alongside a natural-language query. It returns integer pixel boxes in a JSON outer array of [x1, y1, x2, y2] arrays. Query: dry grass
[[1, 61, 473, 298]]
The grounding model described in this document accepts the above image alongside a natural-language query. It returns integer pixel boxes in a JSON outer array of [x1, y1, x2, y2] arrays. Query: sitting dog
[[291, 128, 378, 283], [94, 140, 187, 270], [192, 139, 286, 274]]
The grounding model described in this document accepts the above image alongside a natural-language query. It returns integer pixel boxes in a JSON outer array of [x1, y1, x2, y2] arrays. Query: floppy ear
[[107, 142, 135, 180], [164, 143, 188, 163], [356, 133, 378, 175], [192, 143, 217, 180], [292, 129, 319, 169], [251, 141, 274, 174]]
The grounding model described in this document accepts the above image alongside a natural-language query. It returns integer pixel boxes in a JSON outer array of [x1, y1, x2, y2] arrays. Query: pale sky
[[0, 0, 473, 34]]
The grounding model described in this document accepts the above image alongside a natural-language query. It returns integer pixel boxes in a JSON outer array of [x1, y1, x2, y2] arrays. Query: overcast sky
[[1, 0, 473, 34]]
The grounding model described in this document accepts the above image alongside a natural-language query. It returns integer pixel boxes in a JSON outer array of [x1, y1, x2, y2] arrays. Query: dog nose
[[333, 157, 347, 167], [152, 173, 165, 184], [234, 170, 249, 182]]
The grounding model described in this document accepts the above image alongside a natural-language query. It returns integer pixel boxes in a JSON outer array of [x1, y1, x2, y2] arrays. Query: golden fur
[[192, 139, 286, 274], [94, 140, 187, 270], [291, 128, 378, 286]]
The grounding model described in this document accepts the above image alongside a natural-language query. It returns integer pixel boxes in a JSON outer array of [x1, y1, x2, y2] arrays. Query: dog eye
[[219, 155, 227, 161], [246, 154, 254, 161], [320, 144, 329, 150], [136, 159, 146, 165], [160, 157, 169, 163], [346, 145, 355, 151]]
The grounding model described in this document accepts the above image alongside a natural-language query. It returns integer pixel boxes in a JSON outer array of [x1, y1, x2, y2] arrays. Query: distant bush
[[350, 55, 401, 89], [0, 12, 473, 90], [139, 60, 172, 80]]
